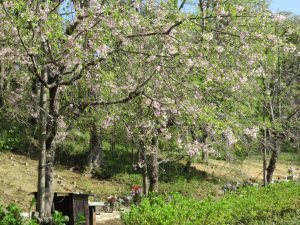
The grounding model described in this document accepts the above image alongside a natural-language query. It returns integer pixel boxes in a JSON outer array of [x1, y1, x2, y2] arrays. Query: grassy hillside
[[0, 152, 127, 210], [0, 151, 299, 210]]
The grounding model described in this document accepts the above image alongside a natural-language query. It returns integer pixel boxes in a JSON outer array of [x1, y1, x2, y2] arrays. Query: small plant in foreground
[[52, 210, 68, 225], [0, 203, 38, 225]]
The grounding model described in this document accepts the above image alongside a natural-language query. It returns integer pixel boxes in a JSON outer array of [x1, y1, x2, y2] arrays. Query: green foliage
[[52, 209, 83, 225], [0, 114, 31, 152], [52, 210, 67, 225], [93, 146, 136, 179], [0, 203, 38, 225], [160, 178, 220, 200], [55, 142, 88, 167], [54, 130, 89, 167], [122, 182, 300, 225], [0, 204, 23, 225], [75, 213, 86, 225]]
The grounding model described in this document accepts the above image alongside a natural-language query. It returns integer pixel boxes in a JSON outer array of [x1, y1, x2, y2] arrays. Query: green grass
[[248, 152, 300, 164], [122, 181, 300, 225]]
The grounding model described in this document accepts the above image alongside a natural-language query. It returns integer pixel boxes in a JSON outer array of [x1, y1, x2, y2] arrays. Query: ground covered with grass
[[0, 151, 299, 213], [122, 181, 300, 225]]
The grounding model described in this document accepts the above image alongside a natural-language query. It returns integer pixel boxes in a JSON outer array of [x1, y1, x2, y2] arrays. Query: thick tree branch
[[50, 0, 64, 13], [178, 0, 186, 11], [126, 13, 259, 39], [59, 64, 84, 86], [120, 49, 171, 58], [286, 108, 300, 121]]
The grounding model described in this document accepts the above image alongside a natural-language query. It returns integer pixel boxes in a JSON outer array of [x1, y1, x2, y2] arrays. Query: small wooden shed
[[33, 192, 94, 225], [53, 192, 90, 225]]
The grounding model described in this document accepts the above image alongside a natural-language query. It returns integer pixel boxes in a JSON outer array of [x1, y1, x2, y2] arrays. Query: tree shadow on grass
[[91, 150, 221, 185]]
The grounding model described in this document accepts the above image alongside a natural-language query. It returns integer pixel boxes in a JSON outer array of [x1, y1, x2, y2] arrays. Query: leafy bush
[[52, 210, 67, 225], [122, 182, 300, 225], [0, 115, 32, 153], [0, 203, 38, 225], [75, 213, 86, 225]]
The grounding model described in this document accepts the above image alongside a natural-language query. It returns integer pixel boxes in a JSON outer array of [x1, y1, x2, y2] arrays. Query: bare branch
[[127, 20, 184, 38]]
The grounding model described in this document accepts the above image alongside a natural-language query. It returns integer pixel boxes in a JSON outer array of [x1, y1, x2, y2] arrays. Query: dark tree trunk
[[0, 60, 5, 108], [149, 137, 159, 192], [191, 125, 209, 164], [184, 160, 191, 172], [44, 147, 55, 217], [110, 122, 116, 157], [202, 126, 209, 164], [44, 85, 59, 218], [30, 77, 39, 126], [87, 123, 103, 172], [131, 146, 135, 165], [263, 127, 267, 186], [267, 139, 280, 183]]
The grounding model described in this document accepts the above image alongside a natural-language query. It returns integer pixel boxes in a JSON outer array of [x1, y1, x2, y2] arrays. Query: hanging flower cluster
[[186, 141, 202, 157]]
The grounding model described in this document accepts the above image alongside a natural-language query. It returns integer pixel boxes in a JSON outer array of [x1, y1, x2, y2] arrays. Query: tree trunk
[[184, 160, 191, 172], [87, 123, 103, 172], [44, 148, 55, 218], [298, 142, 300, 160], [298, 140, 300, 160], [110, 121, 116, 157], [131, 146, 135, 165], [266, 139, 280, 183], [142, 167, 148, 196], [202, 126, 210, 164], [139, 141, 148, 195], [191, 125, 209, 164], [36, 0, 57, 222], [297, 131, 300, 160], [44, 85, 59, 218], [30, 77, 39, 126], [37, 70, 47, 219], [200, 133, 209, 164], [149, 137, 159, 192], [0, 60, 5, 108], [199, 0, 206, 33], [263, 127, 267, 186], [202, 152, 208, 164], [262, 95, 267, 186]]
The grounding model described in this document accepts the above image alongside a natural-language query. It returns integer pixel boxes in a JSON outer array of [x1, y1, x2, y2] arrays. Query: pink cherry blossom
[[236, 5, 244, 12], [273, 14, 286, 23]]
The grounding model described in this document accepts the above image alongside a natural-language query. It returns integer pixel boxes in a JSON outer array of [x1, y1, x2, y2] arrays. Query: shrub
[[0, 203, 38, 225], [0, 116, 32, 153], [122, 182, 300, 225]]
